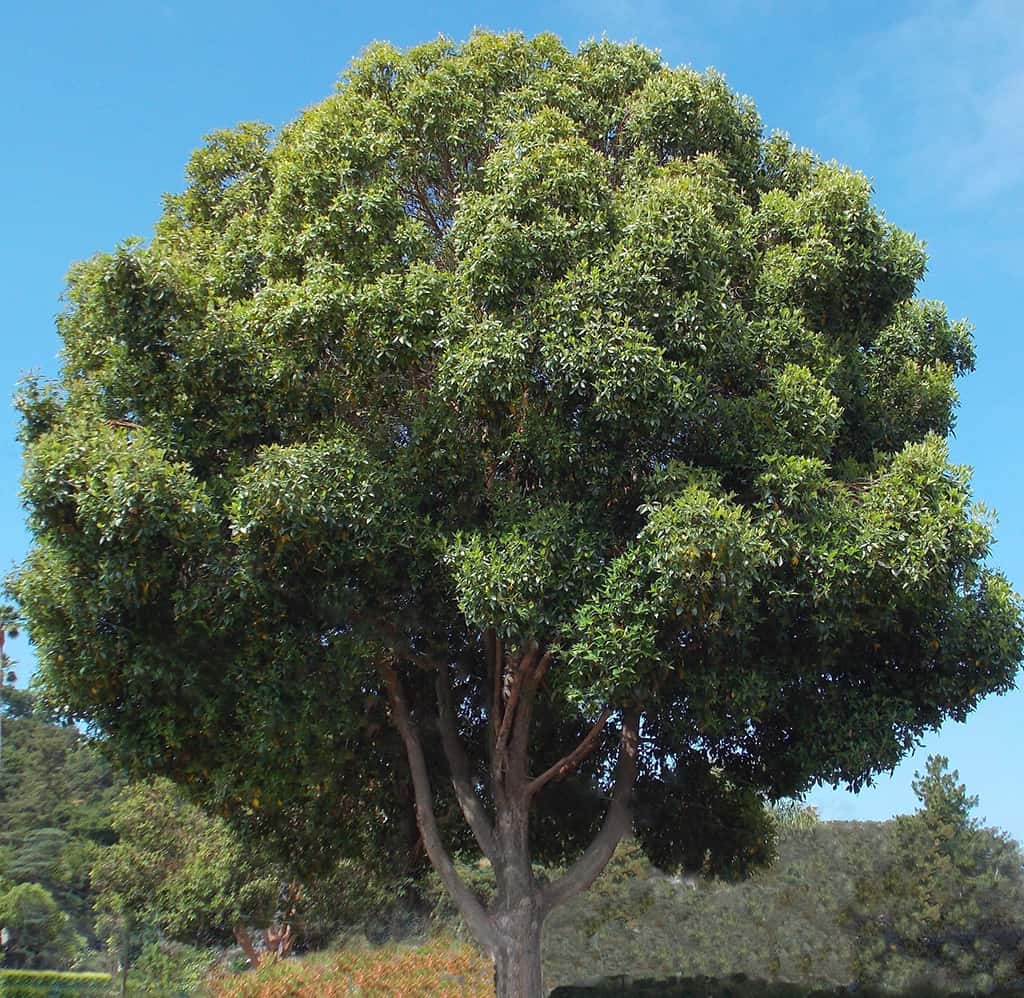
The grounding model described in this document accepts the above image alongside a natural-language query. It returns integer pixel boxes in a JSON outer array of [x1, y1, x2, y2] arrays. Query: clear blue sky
[[2, 1, 1021, 837]]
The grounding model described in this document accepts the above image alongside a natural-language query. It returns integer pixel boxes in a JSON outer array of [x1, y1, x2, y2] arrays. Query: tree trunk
[[232, 922, 261, 968], [493, 901, 545, 998], [262, 922, 294, 958], [490, 786, 546, 998]]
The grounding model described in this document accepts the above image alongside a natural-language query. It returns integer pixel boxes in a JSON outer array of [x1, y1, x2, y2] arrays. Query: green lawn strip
[[0, 970, 111, 998]]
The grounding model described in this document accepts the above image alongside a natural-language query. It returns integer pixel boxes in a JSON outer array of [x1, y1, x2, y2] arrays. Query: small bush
[[126, 940, 220, 996]]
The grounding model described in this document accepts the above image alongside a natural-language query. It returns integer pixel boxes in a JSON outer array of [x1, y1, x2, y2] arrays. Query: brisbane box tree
[[11, 32, 1024, 997]]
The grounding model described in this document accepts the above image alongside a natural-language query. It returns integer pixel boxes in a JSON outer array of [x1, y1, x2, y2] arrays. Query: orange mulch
[[204, 938, 495, 997]]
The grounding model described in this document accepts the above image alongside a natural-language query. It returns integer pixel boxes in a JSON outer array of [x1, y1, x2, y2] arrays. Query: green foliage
[[0, 883, 82, 970], [91, 778, 281, 948], [295, 860, 420, 948], [9, 30, 1024, 945], [90, 776, 405, 971], [124, 940, 220, 997], [852, 755, 1024, 992], [570, 839, 661, 940], [768, 801, 819, 838], [0, 694, 119, 957], [0, 970, 109, 998]]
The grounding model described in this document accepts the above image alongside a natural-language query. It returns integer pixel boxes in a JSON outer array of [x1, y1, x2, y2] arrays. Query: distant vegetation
[[1, 686, 1022, 994], [0, 689, 120, 970]]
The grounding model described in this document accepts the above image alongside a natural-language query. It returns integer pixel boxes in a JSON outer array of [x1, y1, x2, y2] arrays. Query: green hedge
[[549, 974, 1024, 997], [0, 971, 111, 998]]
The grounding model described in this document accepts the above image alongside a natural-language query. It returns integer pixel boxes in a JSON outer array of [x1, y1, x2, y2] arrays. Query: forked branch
[[526, 707, 612, 798], [509, 649, 553, 765], [435, 666, 497, 862], [540, 705, 642, 914], [379, 660, 497, 953]]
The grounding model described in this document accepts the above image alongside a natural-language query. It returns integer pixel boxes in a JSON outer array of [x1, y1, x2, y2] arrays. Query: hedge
[[0, 971, 111, 998], [549, 974, 1024, 997]]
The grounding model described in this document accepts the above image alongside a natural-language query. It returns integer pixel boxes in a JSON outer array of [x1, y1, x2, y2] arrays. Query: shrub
[[126, 940, 220, 996]]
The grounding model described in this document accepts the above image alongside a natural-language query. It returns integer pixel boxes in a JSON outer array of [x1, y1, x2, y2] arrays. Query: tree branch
[[407, 176, 447, 239], [526, 707, 612, 799], [435, 666, 498, 863], [232, 923, 261, 968], [379, 660, 497, 954], [262, 923, 294, 958], [486, 629, 500, 763], [492, 648, 536, 778], [510, 649, 553, 765], [540, 705, 642, 915]]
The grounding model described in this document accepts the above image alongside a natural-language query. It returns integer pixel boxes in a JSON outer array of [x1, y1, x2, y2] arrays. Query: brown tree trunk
[[490, 763, 545, 998], [232, 922, 261, 968], [493, 899, 545, 998]]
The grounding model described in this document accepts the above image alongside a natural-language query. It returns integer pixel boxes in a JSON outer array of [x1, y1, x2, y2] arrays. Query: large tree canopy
[[10, 32, 1023, 996]]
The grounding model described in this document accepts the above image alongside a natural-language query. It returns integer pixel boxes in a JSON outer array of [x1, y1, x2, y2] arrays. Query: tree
[[91, 779, 289, 971], [0, 690, 119, 952], [0, 604, 22, 773], [853, 756, 1024, 991], [92, 778, 394, 975], [9, 32, 1024, 997], [0, 881, 82, 968]]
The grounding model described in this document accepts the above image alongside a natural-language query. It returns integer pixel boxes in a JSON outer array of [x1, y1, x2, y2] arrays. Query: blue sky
[[2, 1, 1021, 837]]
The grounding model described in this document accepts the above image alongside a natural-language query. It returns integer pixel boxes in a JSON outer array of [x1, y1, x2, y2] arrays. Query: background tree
[[0, 881, 82, 968], [91, 778, 290, 970], [0, 604, 21, 773], [852, 755, 1024, 991], [9, 32, 1024, 997], [0, 690, 118, 958]]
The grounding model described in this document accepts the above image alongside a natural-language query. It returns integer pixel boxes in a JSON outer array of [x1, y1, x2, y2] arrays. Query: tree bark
[[493, 897, 545, 998], [491, 762, 543, 998], [232, 922, 261, 968]]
